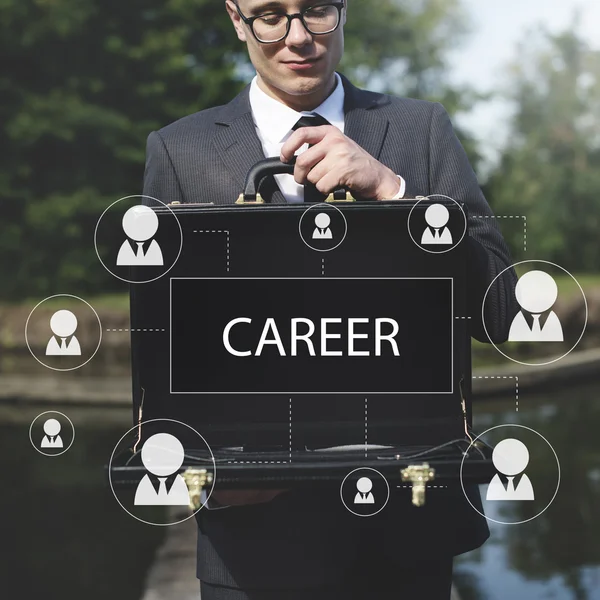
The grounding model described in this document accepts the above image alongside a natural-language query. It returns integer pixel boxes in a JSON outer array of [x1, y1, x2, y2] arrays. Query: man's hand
[[210, 488, 288, 506], [280, 125, 402, 200]]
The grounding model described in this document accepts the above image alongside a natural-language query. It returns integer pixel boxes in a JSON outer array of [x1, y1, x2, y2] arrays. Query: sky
[[447, 0, 600, 170]]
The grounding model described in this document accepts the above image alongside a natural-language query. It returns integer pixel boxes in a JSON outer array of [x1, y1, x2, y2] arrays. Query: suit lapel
[[342, 76, 424, 197], [212, 85, 287, 204], [340, 73, 390, 161]]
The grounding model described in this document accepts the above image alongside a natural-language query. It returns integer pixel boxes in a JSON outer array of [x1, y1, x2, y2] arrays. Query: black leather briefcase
[[110, 159, 494, 509]]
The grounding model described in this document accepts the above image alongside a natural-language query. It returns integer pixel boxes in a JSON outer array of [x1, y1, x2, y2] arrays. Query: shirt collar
[[249, 72, 345, 144]]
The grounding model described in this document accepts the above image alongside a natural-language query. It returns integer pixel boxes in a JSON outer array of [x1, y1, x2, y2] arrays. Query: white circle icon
[[299, 203, 347, 252], [141, 433, 185, 477], [25, 295, 102, 371], [314, 212, 331, 229], [50, 310, 78, 337], [122, 205, 159, 242], [43, 418, 61, 437], [515, 271, 558, 314], [95, 195, 182, 284], [356, 477, 372, 493], [482, 260, 588, 366], [492, 438, 529, 476], [340, 468, 390, 516], [108, 419, 216, 526], [424, 203, 449, 229], [407, 195, 466, 253], [460, 424, 560, 525], [29, 411, 75, 456]]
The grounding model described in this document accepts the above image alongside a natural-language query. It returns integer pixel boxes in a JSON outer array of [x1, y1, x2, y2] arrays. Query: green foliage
[[1, 0, 244, 299], [486, 24, 600, 272], [343, 0, 469, 97], [1, 0, 483, 299], [342, 0, 483, 168]]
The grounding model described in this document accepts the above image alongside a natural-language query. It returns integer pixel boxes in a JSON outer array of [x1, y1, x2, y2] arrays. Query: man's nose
[[285, 16, 313, 47]]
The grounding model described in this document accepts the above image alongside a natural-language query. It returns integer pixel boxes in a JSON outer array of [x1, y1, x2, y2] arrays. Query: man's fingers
[[313, 169, 344, 194], [280, 126, 332, 163], [301, 155, 335, 187], [293, 145, 328, 183]]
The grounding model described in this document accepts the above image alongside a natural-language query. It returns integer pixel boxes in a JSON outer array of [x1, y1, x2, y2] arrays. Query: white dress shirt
[[249, 73, 405, 202]]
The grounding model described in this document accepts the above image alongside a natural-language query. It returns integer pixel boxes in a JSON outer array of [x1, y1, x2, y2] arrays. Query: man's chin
[[280, 73, 329, 96]]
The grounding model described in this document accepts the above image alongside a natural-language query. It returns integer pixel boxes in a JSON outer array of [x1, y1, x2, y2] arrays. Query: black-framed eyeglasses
[[235, 2, 345, 44]]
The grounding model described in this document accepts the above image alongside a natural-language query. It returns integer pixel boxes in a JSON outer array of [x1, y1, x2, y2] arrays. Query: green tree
[[342, 0, 483, 167], [0, 0, 242, 299], [1, 0, 480, 300], [486, 22, 600, 271]]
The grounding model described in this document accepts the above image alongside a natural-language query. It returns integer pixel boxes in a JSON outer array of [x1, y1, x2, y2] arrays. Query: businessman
[[143, 0, 517, 597]]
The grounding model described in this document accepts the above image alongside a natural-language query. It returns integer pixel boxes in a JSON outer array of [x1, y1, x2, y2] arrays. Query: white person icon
[[421, 203, 453, 245], [40, 418, 64, 449], [508, 271, 564, 342], [354, 477, 375, 504], [486, 438, 535, 501], [45, 310, 82, 356], [312, 212, 333, 240], [134, 433, 190, 506], [116, 205, 164, 266]]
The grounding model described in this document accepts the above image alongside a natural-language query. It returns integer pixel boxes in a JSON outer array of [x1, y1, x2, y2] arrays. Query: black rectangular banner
[[170, 277, 452, 394]]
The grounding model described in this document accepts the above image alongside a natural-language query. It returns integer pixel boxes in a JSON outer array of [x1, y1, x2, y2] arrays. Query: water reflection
[[456, 382, 600, 599], [0, 421, 164, 600], [3, 379, 600, 599]]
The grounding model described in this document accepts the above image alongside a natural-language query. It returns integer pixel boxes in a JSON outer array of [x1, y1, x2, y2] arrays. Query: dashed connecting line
[[227, 398, 293, 465], [365, 398, 368, 458], [472, 215, 527, 253], [454, 316, 472, 320], [396, 485, 449, 489], [473, 375, 519, 412], [321, 258, 325, 276], [105, 328, 166, 332], [192, 230, 230, 272]]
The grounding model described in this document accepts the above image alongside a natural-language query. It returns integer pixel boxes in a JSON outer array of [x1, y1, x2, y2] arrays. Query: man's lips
[[282, 58, 321, 70], [282, 57, 320, 64]]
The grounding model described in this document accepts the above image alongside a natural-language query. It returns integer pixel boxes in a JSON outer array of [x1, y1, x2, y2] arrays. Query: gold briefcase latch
[[325, 191, 356, 203], [236, 193, 265, 205], [182, 468, 214, 511], [401, 463, 436, 507]]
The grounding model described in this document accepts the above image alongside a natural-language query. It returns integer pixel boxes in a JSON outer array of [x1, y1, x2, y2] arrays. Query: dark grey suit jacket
[[143, 73, 517, 588], [144, 72, 515, 342]]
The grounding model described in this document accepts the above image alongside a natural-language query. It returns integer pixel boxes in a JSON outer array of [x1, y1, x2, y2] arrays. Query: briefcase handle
[[236, 157, 355, 204]]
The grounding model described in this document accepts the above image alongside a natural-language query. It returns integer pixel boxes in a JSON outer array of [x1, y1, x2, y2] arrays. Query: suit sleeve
[[142, 130, 185, 207], [428, 102, 518, 343]]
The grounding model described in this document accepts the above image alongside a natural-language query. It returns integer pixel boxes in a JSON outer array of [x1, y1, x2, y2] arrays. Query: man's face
[[226, 0, 346, 109]]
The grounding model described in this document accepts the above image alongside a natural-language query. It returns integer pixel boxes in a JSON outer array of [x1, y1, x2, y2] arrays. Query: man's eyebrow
[[246, 1, 285, 14], [246, 1, 314, 15]]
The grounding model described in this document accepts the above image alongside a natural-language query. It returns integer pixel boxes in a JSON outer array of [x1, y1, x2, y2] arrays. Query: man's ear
[[225, 0, 248, 42]]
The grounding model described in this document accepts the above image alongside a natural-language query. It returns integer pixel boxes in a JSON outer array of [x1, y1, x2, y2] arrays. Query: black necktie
[[146, 472, 179, 495], [292, 114, 331, 203]]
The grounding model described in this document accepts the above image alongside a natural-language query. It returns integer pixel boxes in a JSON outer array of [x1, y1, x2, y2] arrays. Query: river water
[[1, 381, 599, 599], [0, 406, 164, 600], [455, 381, 600, 600]]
